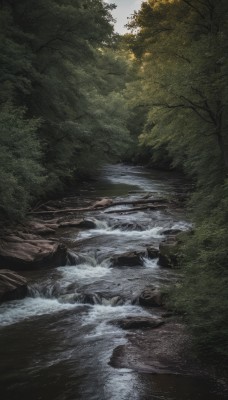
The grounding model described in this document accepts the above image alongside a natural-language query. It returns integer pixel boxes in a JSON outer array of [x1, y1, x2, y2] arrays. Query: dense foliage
[[0, 0, 131, 219], [125, 0, 228, 359]]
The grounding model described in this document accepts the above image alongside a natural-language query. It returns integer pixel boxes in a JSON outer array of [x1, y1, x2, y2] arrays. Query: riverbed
[[0, 165, 226, 400]]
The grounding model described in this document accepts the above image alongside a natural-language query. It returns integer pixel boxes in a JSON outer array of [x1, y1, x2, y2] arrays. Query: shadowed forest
[[0, 0, 228, 370]]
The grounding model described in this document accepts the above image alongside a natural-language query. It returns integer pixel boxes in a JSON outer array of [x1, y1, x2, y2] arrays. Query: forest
[[0, 0, 228, 364]]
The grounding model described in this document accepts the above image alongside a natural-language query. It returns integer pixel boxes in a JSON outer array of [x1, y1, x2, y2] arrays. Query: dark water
[[0, 165, 226, 400]]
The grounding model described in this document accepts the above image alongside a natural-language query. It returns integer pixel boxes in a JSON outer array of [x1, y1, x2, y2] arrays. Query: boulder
[[26, 221, 58, 235], [109, 316, 164, 330], [159, 236, 179, 268], [133, 287, 163, 307], [111, 251, 146, 267], [0, 235, 67, 270], [0, 269, 28, 303]]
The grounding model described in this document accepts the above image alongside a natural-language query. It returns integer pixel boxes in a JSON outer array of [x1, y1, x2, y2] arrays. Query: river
[[0, 165, 226, 400]]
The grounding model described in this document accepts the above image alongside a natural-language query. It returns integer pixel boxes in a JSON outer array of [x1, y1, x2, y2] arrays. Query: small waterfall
[[143, 258, 159, 269], [66, 251, 87, 266], [28, 282, 64, 299], [66, 250, 111, 268], [59, 292, 125, 307], [93, 219, 109, 230], [28, 282, 125, 308]]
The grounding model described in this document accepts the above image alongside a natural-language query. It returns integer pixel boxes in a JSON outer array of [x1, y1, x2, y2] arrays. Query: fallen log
[[29, 197, 170, 215]]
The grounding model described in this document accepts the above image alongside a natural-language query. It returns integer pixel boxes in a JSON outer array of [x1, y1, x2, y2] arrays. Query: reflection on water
[[0, 164, 226, 400]]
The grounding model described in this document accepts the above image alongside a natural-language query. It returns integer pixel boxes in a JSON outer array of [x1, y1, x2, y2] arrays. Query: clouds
[[106, 0, 142, 33]]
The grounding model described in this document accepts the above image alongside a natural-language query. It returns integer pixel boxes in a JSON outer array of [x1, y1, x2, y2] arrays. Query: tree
[[125, 0, 228, 358], [0, 0, 131, 216]]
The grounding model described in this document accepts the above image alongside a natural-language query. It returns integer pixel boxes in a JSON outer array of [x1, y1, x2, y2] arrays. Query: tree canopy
[[0, 0, 131, 218], [125, 0, 228, 358]]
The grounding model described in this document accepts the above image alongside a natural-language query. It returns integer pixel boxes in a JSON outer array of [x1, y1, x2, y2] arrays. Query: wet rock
[[109, 316, 164, 330], [26, 221, 58, 235], [109, 321, 197, 376], [146, 246, 159, 259], [111, 251, 146, 267], [0, 234, 67, 270], [161, 229, 182, 236], [159, 236, 179, 268], [133, 287, 164, 307], [60, 219, 97, 229], [0, 269, 28, 303]]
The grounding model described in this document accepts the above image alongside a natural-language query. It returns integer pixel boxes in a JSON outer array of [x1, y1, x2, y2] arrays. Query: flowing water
[[0, 165, 226, 400]]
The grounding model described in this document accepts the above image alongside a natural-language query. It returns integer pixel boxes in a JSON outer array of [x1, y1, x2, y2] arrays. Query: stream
[[0, 164, 226, 400]]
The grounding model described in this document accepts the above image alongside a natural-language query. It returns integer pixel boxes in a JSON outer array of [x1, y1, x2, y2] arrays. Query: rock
[[60, 219, 97, 229], [161, 229, 182, 236], [26, 221, 57, 235], [109, 322, 195, 375], [147, 246, 159, 259], [109, 316, 164, 330], [0, 269, 28, 303], [93, 198, 113, 208], [159, 236, 179, 268], [0, 235, 67, 270], [111, 251, 146, 267], [133, 287, 163, 307]]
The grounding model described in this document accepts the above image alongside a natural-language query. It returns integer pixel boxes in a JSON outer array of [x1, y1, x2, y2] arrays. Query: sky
[[106, 0, 142, 34]]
